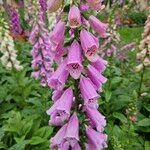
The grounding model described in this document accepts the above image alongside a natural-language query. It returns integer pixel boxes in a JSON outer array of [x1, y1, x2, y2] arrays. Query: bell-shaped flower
[[67, 41, 83, 79], [47, 59, 69, 90], [87, 65, 107, 91], [50, 124, 67, 149], [68, 5, 82, 28], [89, 15, 108, 38], [64, 113, 79, 147], [80, 77, 99, 108], [47, 88, 74, 126], [50, 21, 65, 51], [52, 90, 64, 102], [80, 29, 99, 62], [85, 107, 106, 132], [86, 127, 108, 150], [91, 56, 108, 73]]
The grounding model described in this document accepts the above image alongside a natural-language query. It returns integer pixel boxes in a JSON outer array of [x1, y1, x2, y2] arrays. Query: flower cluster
[[8, 6, 23, 36], [0, 17, 23, 70], [136, 14, 150, 71], [46, 0, 108, 149], [29, 1, 53, 86]]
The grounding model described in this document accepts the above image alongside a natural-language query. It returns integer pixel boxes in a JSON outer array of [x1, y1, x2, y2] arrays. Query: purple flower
[[89, 15, 108, 38], [80, 29, 99, 62], [64, 113, 80, 147], [52, 90, 64, 102], [80, 77, 99, 108], [91, 56, 108, 73], [85, 107, 106, 132], [87, 64, 107, 91], [47, 88, 73, 126], [47, 59, 69, 90], [86, 127, 108, 150], [50, 124, 67, 149], [67, 41, 83, 79], [50, 21, 65, 51], [80, 3, 90, 12], [68, 5, 82, 29], [72, 143, 81, 150]]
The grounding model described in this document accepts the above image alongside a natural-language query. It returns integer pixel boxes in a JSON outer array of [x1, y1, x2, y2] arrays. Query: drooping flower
[[50, 124, 67, 149], [80, 29, 99, 62], [80, 77, 99, 108], [91, 56, 108, 73], [68, 5, 82, 29], [87, 64, 107, 91], [86, 127, 108, 150], [50, 20, 65, 51], [64, 113, 80, 148], [47, 88, 73, 126], [47, 59, 69, 90], [52, 90, 64, 102], [89, 15, 108, 38], [85, 107, 106, 132], [67, 40, 83, 79]]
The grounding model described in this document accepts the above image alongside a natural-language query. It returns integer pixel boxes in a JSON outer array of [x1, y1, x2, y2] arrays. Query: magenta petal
[[80, 77, 99, 108], [80, 29, 99, 62], [67, 41, 83, 79], [86, 127, 108, 150], [68, 5, 82, 28], [87, 64, 107, 91], [85, 107, 106, 132]]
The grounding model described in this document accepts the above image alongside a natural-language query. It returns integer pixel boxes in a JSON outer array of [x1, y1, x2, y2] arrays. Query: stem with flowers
[[30, 0, 109, 149]]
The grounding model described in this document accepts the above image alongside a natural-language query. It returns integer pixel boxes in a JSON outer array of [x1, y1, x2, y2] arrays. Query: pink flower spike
[[89, 15, 108, 38], [46, 88, 73, 126], [68, 5, 82, 29], [80, 77, 99, 108], [86, 127, 108, 150], [47, 59, 69, 90], [80, 29, 99, 62], [87, 64, 107, 91], [86, 0, 104, 11], [67, 40, 83, 79]]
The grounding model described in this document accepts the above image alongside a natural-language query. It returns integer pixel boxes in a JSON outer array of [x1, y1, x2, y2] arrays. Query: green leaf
[[113, 112, 128, 123], [29, 136, 46, 145], [138, 118, 150, 127], [105, 90, 112, 102], [145, 141, 150, 150]]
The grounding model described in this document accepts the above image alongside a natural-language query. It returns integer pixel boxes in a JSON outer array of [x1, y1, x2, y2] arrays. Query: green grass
[[118, 27, 144, 44]]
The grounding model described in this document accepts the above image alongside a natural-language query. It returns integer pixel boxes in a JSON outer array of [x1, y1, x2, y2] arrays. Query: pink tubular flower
[[85, 107, 106, 132], [50, 21, 65, 51], [68, 5, 82, 28], [47, 59, 69, 90], [64, 113, 79, 147], [52, 90, 64, 102], [72, 143, 81, 150], [87, 64, 107, 91], [80, 29, 99, 62], [67, 41, 83, 79], [86, 0, 104, 11], [50, 124, 67, 149], [91, 56, 108, 73], [89, 15, 108, 38], [47, 0, 63, 13], [80, 77, 99, 108], [86, 127, 108, 150], [47, 88, 73, 126]]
